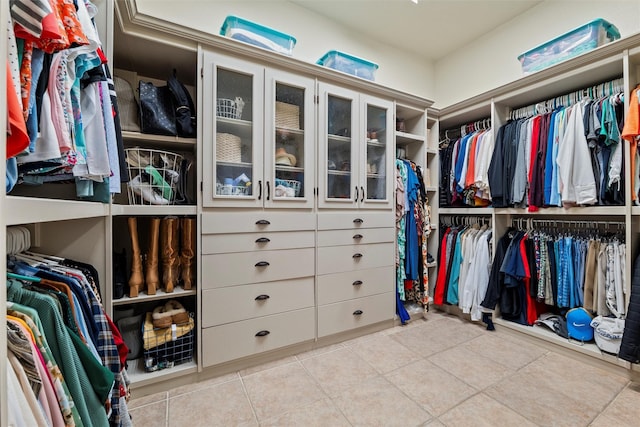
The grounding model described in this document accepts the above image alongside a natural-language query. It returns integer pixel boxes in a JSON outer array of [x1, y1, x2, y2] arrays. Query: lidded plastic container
[[317, 50, 379, 81], [220, 15, 297, 56]]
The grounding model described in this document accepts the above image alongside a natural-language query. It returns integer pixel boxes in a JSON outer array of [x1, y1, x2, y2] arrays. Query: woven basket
[[216, 133, 242, 163], [276, 101, 300, 129]]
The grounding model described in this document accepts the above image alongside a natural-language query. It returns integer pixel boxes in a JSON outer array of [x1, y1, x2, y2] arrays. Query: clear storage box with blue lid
[[317, 50, 379, 81], [220, 15, 297, 56]]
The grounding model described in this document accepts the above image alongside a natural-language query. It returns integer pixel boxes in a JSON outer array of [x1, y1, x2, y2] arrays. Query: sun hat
[[590, 316, 625, 354], [566, 307, 594, 341], [275, 147, 297, 166]]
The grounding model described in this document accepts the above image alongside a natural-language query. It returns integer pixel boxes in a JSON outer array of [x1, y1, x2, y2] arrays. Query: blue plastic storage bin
[[317, 50, 379, 81], [220, 15, 296, 56], [518, 19, 620, 74]]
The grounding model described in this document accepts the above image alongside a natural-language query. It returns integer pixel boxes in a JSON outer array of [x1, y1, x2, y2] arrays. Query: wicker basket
[[125, 148, 183, 205], [216, 133, 242, 163], [276, 101, 300, 129], [216, 97, 245, 120]]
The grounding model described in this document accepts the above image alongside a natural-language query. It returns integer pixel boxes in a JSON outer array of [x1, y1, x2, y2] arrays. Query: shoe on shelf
[[128, 174, 170, 205]]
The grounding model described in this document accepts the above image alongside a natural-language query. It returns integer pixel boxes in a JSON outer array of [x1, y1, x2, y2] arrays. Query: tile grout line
[[238, 370, 260, 426], [585, 378, 632, 426], [165, 392, 169, 427]]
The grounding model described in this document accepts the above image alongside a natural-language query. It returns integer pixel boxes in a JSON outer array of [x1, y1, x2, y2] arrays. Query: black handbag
[[167, 69, 196, 138], [174, 158, 193, 205], [138, 80, 177, 136]]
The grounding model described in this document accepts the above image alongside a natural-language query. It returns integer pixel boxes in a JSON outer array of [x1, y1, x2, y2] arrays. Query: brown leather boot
[[180, 217, 195, 290], [161, 217, 180, 293], [127, 217, 144, 297], [145, 218, 160, 295]]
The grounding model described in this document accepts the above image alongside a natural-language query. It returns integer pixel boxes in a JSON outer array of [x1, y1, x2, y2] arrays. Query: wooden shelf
[[5, 196, 109, 225], [111, 205, 198, 216], [112, 287, 198, 306]]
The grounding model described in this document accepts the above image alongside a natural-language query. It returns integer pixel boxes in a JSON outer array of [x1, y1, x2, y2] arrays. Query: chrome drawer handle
[[352, 280, 363, 286], [255, 330, 270, 337], [353, 234, 363, 240], [255, 261, 270, 267], [255, 219, 270, 225], [352, 253, 363, 259], [353, 218, 363, 224], [255, 294, 270, 301], [255, 237, 271, 243], [353, 310, 363, 316]]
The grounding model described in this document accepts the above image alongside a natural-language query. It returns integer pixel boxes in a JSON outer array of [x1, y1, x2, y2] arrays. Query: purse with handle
[[138, 80, 177, 136]]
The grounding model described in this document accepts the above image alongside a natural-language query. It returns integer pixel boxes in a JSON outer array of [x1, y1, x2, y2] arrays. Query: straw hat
[[276, 147, 297, 166]]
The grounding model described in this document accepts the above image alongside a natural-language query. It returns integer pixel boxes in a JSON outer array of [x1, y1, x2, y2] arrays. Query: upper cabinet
[[202, 50, 315, 209], [318, 82, 394, 210]]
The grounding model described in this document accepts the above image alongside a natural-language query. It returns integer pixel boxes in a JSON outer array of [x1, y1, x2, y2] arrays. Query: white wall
[[434, 0, 640, 108], [135, 0, 435, 101]]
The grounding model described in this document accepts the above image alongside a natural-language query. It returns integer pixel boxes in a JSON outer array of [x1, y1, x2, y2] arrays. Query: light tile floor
[[128, 311, 640, 426]]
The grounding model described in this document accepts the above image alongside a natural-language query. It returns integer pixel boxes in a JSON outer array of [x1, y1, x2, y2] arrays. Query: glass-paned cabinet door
[[264, 70, 315, 209], [361, 95, 393, 209], [318, 83, 359, 208], [202, 52, 264, 208]]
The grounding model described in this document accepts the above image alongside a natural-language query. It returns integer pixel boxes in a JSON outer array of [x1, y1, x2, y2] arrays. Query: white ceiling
[[289, 0, 543, 61]]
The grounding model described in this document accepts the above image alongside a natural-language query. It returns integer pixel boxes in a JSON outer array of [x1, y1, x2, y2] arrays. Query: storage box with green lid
[[220, 15, 296, 56]]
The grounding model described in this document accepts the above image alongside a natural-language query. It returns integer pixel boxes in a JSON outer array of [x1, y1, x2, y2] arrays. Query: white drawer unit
[[317, 212, 393, 230], [201, 247, 315, 288], [317, 242, 394, 275], [317, 266, 394, 305], [202, 212, 316, 234], [317, 292, 394, 337], [202, 231, 315, 255], [317, 227, 395, 247], [202, 277, 314, 327], [201, 307, 315, 366]]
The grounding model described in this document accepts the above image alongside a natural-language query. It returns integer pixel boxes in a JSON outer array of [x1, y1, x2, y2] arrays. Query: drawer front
[[317, 266, 394, 305], [318, 292, 394, 337], [202, 247, 314, 288], [317, 227, 395, 247], [202, 231, 315, 254], [202, 307, 315, 366], [202, 212, 316, 234], [317, 212, 393, 230], [317, 243, 394, 275], [202, 277, 314, 327]]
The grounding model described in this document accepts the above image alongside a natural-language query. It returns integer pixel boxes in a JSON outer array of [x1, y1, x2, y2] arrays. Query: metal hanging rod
[[510, 218, 625, 231], [440, 214, 491, 227], [440, 117, 491, 142]]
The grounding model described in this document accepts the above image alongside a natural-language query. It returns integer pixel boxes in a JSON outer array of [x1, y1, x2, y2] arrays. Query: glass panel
[[274, 83, 305, 198], [215, 68, 253, 197], [327, 95, 352, 199], [366, 104, 387, 201]]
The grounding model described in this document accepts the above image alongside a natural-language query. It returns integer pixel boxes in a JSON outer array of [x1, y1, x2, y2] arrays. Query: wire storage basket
[[125, 148, 183, 205], [274, 178, 301, 197], [216, 96, 245, 120], [142, 313, 194, 372]]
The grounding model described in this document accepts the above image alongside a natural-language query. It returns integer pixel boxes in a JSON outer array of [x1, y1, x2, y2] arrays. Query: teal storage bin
[[317, 50, 379, 81], [518, 19, 620, 74], [220, 16, 296, 56]]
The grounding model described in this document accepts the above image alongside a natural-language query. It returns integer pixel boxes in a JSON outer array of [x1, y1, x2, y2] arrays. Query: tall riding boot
[[127, 217, 144, 297], [161, 217, 180, 293], [145, 218, 160, 295], [180, 217, 196, 290]]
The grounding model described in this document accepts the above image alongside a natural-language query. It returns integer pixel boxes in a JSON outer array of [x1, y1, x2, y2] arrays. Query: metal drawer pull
[[352, 280, 363, 286], [361, 186, 364, 203], [258, 180, 262, 200], [353, 310, 363, 316], [353, 218, 363, 224], [352, 253, 363, 259], [353, 234, 363, 240], [255, 261, 270, 267], [255, 330, 270, 337], [266, 181, 271, 201], [355, 186, 359, 202], [255, 237, 271, 243], [255, 219, 271, 225], [255, 294, 270, 301]]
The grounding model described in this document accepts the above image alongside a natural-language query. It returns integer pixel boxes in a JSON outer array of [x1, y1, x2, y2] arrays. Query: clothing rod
[[441, 117, 491, 140], [509, 218, 625, 229]]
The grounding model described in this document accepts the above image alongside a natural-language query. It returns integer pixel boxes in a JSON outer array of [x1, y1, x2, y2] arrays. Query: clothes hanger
[[24, 250, 64, 262], [7, 272, 41, 283]]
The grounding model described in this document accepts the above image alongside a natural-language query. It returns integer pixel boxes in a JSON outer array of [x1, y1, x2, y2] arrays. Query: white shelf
[[494, 206, 626, 216], [328, 170, 351, 176], [217, 161, 252, 168], [276, 126, 303, 136], [425, 186, 437, 192], [112, 287, 197, 306], [5, 196, 109, 225], [127, 358, 197, 388], [366, 173, 385, 179], [632, 206, 640, 216], [367, 139, 387, 148], [121, 131, 196, 150], [328, 134, 351, 143], [395, 131, 424, 145], [426, 147, 437, 155], [275, 165, 304, 173], [217, 117, 252, 139], [439, 207, 493, 215], [111, 205, 198, 216]]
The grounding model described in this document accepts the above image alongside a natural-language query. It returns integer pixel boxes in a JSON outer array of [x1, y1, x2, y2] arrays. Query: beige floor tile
[[422, 420, 445, 427], [242, 362, 326, 421], [259, 398, 350, 427], [301, 346, 379, 396], [349, 334, 421, 374], [390, 325, 454, 357], [428, 345, 514, 390], [168, 371, 239, 397], [486, 372, 598, 426], [129, 400, 167, 426], [332, 375, 431, 426], [461, 333, 547, 371], [128, 391, 167, 409], [296, 342, 345, 360], [385, 359, 477, 416], [590, 382, 640, 426], [168, 379, 256, 427], [439, 393, 537, 427], [239, 355, 297, 377]]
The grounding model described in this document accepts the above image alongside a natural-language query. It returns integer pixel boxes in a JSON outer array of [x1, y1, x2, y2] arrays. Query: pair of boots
[[128, 216, 195, 297]]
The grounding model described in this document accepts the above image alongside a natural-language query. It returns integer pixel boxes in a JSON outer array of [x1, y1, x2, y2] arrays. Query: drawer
[[317, 212, 393, 230], [202, 212, 315, 234], [202, 277, 314, 327], [202, 247, 314, 288], [317, 227, 395, 247], [317, 243, 394, 275], [318, 292, 394, 337], [202, 231, 315, 254], [317, 266, 393, 305], [201, 307, 315, 366]]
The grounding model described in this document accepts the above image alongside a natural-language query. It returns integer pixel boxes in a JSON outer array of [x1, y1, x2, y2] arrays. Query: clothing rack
[[510, 76, 624, 119], [510, 218, 625, 234], [439, 117, 491, 145], [440, 214, 491, 227]]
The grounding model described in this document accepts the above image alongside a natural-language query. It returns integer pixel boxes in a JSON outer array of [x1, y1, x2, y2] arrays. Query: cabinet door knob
[[255, 330, 270, 337], [352, 253, 363, 259], [353, 234, 363, 240], [255, 261, 270, 267], [255, 237, 271, 243], [352, 280, 363, 286], [361, 186, 365, 203], [255, 294, 270, 301], [353, 218, 364, 224], [255, 219, 271, 225], [258, 180, 262, 200], [353, 310, 363, 316]]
